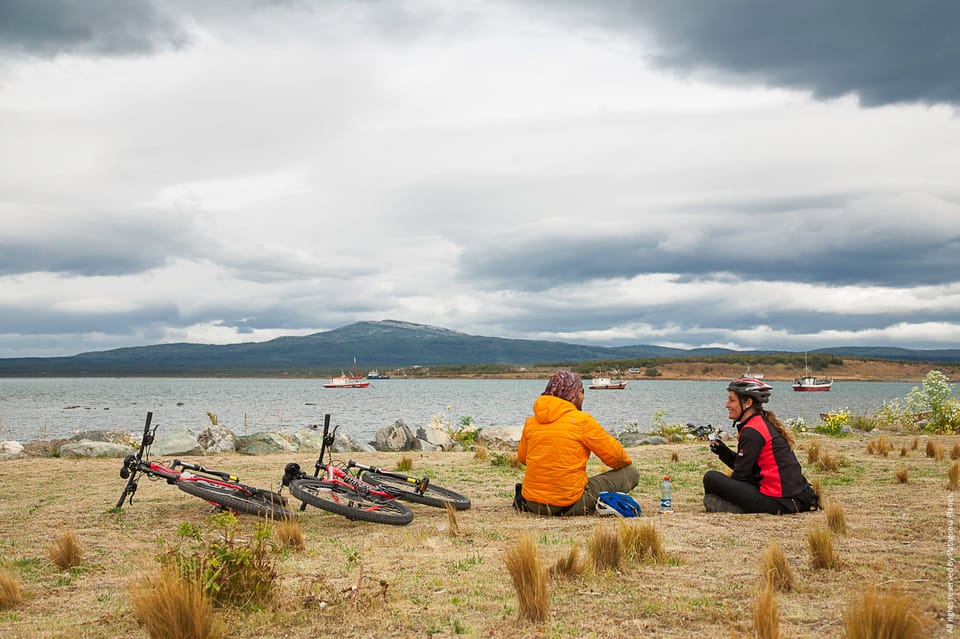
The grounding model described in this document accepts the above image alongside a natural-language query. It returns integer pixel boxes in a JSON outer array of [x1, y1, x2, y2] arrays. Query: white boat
[[792, 355, 832, 392], [588, 375, 627, 390], [743, 366, 764, 380], [324, 358, 370, 388], [367, 370, 391, 380]]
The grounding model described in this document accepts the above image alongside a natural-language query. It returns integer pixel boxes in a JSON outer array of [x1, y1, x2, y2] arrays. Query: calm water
[[0, 377, 927, 443]]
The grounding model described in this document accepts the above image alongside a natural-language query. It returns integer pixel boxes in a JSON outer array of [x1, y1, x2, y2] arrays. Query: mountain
[[0, 319, 956, 376]]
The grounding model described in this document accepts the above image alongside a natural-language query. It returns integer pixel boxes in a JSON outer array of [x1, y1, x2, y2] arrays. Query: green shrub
[[909, 371, 960, 434], [815, 409, 851, 436], [157, 512, 279, 609]]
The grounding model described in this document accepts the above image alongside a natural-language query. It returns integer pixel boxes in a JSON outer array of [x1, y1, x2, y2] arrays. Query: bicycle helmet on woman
[[727, 377, 772, 404]]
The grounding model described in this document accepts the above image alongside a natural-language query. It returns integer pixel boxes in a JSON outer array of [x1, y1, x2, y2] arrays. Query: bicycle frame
[[116, 412, 259, 511]]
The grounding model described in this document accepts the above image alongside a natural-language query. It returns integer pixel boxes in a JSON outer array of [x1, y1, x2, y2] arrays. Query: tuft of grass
[[842, 584, 925, 639], [444, 502, 463, 537], [753, 581, 780, 639], [759, 542, 794, 593], [948, 462, 960, 491], [273, 517, 305, 552], [0, 568, 23, 610], [935, 444, 945, 461], [911, 436, 919, 450], [46, 530, 83, 570], [130, 569, 224, 639], [951, 441, 960, 460], [473, 444, 488, 461], [817, 450, 839, 472], [619, 520, 665, 563], [806, 524, 838, 570], [925, 440, 936, 458], [503, 534, 548, 623], [395, 455, 413, 472], [549, 545, 586, 580], [588, 523, 622, 572], [895, 466, 909, 484], [900, 445, 908, 457], [825, 500, 847, 535], [670, 450, 680, 462], [807, 441, 821, 464], [811, 477, 824, 501]]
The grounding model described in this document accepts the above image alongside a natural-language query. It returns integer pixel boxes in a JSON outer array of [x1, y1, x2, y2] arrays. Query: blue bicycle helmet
[[596, 492, 642, 517]]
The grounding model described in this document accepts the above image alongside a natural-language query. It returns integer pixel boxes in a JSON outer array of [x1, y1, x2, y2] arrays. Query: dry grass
[[503, 533, 548, 623], [273, 516, 305, 552], [473, 444, 488, 461], [130, 569, 224, 639], [619, 519, 666, 562], [670, 450, 680, 462], [0, 433, 954, 638], [759, 542, 794, 593], [816, 449, 840, 472], [444, 501, 463, 537], [900, 445, 908, 457], [950, 462, 960, 491], [950, 441, 960, 460], [395, 454, 413, 472], [825, 499, 847, 535], [45, 530, 82, 570], [807, 441, 821, 464], [925, 439, 936, 458], [549, 545, 586, 579], [895, 466, 910, 484], [753, 581, 780, 639], [0, 569, 23, 610], [842, 585, 926, 639], [588, 523, 623, 572], [806, 524, 839, 570]]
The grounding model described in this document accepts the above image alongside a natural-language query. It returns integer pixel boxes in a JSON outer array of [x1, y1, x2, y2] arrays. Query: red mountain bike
[[280, 414, 470, 525], [116, 412, 293, 519]]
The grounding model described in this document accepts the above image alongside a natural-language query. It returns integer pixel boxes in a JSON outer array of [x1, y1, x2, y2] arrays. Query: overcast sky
[[1, 0, 958, 358]]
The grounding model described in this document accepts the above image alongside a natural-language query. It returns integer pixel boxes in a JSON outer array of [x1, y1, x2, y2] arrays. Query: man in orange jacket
[[516, 370, 639, 515]]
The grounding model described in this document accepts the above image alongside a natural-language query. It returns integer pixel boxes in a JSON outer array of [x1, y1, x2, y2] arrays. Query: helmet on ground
[[596, 492, 642, 517], [727, 377, 772, 404]]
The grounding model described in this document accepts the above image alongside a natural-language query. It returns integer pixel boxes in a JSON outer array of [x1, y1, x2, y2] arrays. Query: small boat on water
[[792, 355, 832, 392], [743, 367, 764, 380], [323, 374, 370, 389], [589, 374, 627, 390], [367, 370, 391, 380], [324, 358, 370, 388]]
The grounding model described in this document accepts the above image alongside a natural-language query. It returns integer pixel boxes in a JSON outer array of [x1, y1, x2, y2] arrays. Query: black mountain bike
[[117, 412, 294, 519]]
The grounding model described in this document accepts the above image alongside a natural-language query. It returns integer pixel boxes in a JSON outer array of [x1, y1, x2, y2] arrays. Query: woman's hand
[[709, 438, 730, 456]]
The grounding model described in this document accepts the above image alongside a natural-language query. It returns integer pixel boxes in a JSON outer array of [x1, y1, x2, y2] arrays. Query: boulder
[[59, 439, 132, 458], [236, 432, 297, 455], [374, 420, 419, 452], [0, 441, 26, 461], [69, 429, 133, 445], [152, 426, 204, 456], [332, 430, 375, 453], [416, 424, 454, 451], [198, 424, 237, 454], [479, 427, 522, 452], [287, 430, 325, 453]]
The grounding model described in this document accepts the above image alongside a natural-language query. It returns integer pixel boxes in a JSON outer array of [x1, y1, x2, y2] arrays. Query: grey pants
[[523, 465, 640, 516]]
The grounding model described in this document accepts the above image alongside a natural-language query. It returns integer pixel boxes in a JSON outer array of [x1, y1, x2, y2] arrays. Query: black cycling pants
[[703, 470, 799, 515]]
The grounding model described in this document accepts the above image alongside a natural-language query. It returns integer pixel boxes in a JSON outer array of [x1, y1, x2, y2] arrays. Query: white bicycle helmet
[[596, 492, 642, 517]]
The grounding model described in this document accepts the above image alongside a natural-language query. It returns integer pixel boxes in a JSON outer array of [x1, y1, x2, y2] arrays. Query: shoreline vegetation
[[2, 358, 958, 383]]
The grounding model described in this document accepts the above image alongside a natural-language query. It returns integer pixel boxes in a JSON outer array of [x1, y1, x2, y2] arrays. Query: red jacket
[[518, 395, 632, 506]]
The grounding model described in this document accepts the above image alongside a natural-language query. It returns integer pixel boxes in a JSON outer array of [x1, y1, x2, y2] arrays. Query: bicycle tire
[[359, 470, 471, 510], [289, 478, 413, 525], [178, 479, 295, 519]]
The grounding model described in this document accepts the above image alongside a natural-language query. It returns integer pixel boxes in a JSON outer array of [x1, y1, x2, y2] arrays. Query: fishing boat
[[324, 358, 370, 389], [792, 355, 832, 392], [588, 373, 627, 390], [367, 370, 391, 380], [743, 366, 764, 380]]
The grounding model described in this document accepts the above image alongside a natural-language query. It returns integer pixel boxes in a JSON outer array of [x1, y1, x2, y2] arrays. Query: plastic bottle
[[660, 476, 673, 513]]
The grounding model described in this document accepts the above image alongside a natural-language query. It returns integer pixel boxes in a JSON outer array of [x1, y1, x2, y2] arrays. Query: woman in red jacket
[[516, 370, 639, 516], [703, 377, 818, 514]]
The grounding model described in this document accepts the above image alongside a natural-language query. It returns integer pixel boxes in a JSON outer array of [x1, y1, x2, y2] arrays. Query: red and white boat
[[792, 356, 832, 392], [324, 358, 370, 389]]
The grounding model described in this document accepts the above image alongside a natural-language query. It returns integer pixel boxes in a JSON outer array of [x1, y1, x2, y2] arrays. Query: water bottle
[[660, 476, 673, 513]]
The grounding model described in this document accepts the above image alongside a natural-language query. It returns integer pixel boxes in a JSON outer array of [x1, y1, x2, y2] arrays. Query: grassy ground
[[0, 431, 953, 638]]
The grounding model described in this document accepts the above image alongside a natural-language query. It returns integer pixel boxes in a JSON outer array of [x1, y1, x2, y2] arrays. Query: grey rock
[[478, 427, 522, 452], [236, 432, 297, 455], [0, 440, 26, 461], [198, 424, 237, 454], [374, 420, 419, 451], [59, 439, 132, 458], [152, 426, 204, 456], [416, 424, 454, 451]]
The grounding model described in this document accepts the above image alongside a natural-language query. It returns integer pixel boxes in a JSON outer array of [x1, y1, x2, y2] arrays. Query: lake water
[[0, 377, 928, 444]]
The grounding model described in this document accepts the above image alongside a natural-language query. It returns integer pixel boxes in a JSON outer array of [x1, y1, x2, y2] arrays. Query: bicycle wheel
[[289, 478, 413, 525], [178, 479, 295, 519], [359, 470, 471, 510]]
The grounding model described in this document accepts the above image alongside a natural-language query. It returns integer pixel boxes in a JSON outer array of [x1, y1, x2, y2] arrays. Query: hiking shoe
[[703, 493, 745, 514], [513, 483, 525, 512]]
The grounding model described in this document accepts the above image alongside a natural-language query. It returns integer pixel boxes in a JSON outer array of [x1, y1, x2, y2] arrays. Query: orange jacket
[[518, 395, 633, 507]]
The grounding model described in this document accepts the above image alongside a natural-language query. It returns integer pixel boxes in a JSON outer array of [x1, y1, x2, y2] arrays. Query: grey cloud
[[544, 0, 960, 107], [0, 0, 190, 57]]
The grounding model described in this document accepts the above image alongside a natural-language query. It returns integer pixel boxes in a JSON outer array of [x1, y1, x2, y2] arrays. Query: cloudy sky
[[1, 0, 958, 358]]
